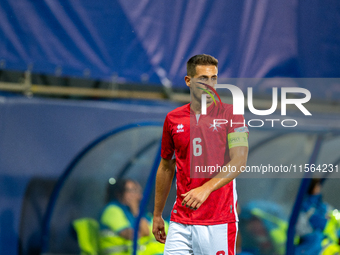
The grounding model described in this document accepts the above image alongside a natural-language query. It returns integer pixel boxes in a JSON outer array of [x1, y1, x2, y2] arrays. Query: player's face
[[185, 65, 218, 105]]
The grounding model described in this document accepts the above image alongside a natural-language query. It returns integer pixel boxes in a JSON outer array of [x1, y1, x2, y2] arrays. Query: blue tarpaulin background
[[1, 0, 340, 89]]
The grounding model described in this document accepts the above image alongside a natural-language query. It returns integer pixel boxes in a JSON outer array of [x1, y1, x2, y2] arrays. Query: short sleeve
[[227, 114, 249, 149], [228, 114, 249, 135], [101, 205, 130, 233], [161, 115, 175, 160]]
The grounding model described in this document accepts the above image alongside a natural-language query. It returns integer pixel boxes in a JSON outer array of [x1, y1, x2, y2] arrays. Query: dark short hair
[[307, 178, 321, 195], [187, 54, 218, 77], [106, 178, 138, 203]]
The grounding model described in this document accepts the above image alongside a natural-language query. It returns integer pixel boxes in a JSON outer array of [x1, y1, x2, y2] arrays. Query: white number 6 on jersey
[[193, 138, 202, 156]]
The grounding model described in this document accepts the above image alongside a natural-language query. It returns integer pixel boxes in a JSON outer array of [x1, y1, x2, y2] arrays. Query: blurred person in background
[[295, 178, 340, 255], [236, 205, 255, 255], [99, 178, 165, 255], [239, 200, 288, 255]]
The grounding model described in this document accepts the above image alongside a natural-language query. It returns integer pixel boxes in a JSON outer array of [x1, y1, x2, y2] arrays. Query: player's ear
[[185, 76, 191, 88]]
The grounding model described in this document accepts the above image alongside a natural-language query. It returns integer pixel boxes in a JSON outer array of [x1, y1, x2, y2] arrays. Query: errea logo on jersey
[[177, 124, 184, 133]]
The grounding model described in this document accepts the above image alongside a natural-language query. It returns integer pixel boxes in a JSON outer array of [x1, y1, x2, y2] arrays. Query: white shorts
[[164, 221, 238, 255]]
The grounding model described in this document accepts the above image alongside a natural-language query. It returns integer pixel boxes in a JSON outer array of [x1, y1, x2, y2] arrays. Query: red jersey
[[161, 102, 248, 225]]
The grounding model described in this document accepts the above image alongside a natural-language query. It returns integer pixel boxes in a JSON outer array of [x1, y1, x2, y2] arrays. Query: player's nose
[[204, 82, 215, 93]]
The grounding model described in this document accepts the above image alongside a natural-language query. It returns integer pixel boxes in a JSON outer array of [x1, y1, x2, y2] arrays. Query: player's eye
[[198, 77, 208, 81]]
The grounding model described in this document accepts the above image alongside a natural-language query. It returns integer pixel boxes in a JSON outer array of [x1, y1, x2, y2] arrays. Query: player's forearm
[[203, 151, 248, 193], [154, 159, 175, 217]]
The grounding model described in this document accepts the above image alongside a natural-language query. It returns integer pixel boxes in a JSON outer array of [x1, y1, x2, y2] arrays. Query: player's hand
[[181, 186, 212, 210], [152, 216, 167, 244]]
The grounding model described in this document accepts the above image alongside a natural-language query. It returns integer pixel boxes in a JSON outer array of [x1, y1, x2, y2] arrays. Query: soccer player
[[152, 54, 249, 255]]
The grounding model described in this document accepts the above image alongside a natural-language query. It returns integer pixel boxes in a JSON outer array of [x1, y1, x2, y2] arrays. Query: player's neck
[[190, 100, 213, 114]]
